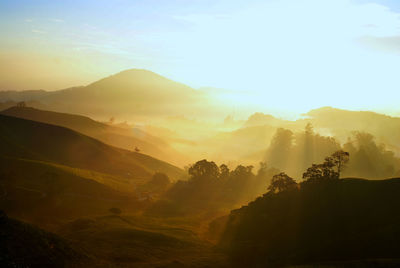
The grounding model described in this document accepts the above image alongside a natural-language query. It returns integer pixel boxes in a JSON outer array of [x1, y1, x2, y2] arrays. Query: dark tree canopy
[[188, 159, 220, 179], [219, 164, 230, 179], [268, 172, 297, 193], [151, 172, 170, 186], [109, 207, 121, 215], [303, 150, 350, 182]]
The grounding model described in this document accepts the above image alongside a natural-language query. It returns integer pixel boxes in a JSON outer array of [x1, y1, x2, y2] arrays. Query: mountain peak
[[86, 68, 191, 92], [107, 69, 174, 83]]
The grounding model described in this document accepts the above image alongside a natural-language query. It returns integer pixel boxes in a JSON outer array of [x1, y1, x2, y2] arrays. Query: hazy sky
[[1, 0, 400, 116]]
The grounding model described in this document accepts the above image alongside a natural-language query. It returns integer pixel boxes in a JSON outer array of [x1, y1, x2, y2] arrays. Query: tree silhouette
[[16, 101, 26, 108], [303, 150, 350, 182], [188, 159, 220, 179], [109, 207, 121, 215], [148, 172, 170, 192], [330, 150, 350, 178], [268, 172, 297, 193], [219, 164, 230, 179]]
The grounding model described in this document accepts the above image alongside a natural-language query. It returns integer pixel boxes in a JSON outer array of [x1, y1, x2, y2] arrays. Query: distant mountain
[[0, 106, 186, 166], [0, 89, 50, 102], [220, 178, 400, 267], [0, 114, 184, 181], [0, 69, 210, 120]]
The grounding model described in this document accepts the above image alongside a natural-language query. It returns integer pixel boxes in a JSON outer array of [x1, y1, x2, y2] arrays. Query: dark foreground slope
[[220, 178, 400, 267], [0, 156, 139, 224], [0, 114, 183, 181], [0, 211, 91, 268]]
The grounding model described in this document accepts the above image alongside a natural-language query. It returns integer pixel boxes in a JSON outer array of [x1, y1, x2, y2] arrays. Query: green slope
[[0, 114, 184, 181], [0, 106, 181, 165], [0, 156, 139, 222]]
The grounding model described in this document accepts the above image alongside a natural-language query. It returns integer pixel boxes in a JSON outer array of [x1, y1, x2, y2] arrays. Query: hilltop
[[219, 178, 400, 267]]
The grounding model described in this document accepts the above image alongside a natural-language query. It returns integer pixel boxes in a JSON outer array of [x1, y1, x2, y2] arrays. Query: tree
[[302, 162, 338, 182], [268, 172, 297, 193], [257, 162, 268, 177], [188, 159, 220, 179], [302, 151, 350, 182], [147, 172, 170, 192], [151, 172, 170, 186], [134, 146, 140, 153], [265, 128, 293, 171], [109, 207, 121, 215], [330, 150, 350, 178], [16, 101, 26, 108], [302, 123, 315, 169], [219, 164, 230, 179]]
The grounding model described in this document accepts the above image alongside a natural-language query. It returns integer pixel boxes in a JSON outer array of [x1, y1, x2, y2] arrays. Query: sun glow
[[1, 0, 400, 116]]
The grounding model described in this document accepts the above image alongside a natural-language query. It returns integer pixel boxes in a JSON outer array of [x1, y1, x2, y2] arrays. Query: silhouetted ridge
[[220, 178, 400, 267]]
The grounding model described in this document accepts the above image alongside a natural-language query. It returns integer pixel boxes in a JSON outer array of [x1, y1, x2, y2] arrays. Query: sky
[[0, 0, 400, 117]]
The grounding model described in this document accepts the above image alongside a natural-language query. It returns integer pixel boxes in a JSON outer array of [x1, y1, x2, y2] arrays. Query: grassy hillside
[[0, 106, 189, 166], [220, 178, 400, 267], [57, 213, 228, 267], [0, 114, 184, 181], [0, 211, 91, 267], [0, 156, 141, 225]]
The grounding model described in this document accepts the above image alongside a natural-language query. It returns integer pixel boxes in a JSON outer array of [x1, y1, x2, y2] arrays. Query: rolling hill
[[0, 106, 187, 166], [0, 155, 139, 222], [0, 114, 184, 181]]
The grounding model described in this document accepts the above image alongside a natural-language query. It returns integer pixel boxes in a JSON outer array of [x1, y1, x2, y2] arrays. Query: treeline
[[265, 123, 400, 179], [218, 151, 400, 266], [146, 160, 279, 217]]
